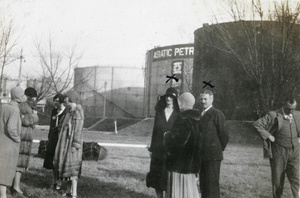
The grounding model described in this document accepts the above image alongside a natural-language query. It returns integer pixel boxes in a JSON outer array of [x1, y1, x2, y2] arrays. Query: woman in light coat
[[0, 87, 26, 198]]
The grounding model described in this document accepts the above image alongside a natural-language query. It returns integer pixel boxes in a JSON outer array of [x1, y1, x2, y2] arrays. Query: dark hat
[[65, 90, 80, 103], [25, 87, 37, 98], [165, 87, 178, 98], [53, 93, 65, 103], [11, 86, 26, 103]]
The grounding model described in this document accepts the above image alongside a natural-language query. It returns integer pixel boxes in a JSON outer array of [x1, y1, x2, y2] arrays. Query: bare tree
[[0, 16, 18, 95], [33, 34, 83, 100], [195, 0, 300, 116]]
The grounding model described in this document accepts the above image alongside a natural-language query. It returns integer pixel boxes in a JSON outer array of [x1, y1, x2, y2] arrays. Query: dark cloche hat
[[25, 87, 38, 98], [165, 87, 178, 98]]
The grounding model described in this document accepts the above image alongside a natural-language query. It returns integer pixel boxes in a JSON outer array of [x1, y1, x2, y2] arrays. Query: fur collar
[[181, 109, 201, 121]]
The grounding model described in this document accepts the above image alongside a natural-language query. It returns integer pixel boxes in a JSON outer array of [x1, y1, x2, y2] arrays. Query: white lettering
[[167, 49, 172, 57], [179, 48, 184, 56], [153, 48, 173, 59], [184, 47, 189, 55], [174, 48, 180, 56], [153, 46, 193, 59], [189, 47, 194, 55], [153, 51, 160, 58], [174, 47, 194, 57]]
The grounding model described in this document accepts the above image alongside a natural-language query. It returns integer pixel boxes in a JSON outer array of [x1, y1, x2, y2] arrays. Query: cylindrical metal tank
[[144, 43, 194, 117], [74, 66, 145, 118], [193, 21, 300, 120]]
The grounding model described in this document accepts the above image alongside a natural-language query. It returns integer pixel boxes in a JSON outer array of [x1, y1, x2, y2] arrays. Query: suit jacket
[[199, 107, 228, 161], [253, 109, 300, 158]]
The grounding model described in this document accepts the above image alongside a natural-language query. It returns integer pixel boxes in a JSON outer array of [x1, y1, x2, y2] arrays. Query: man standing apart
[[198, 90, 229, 198], [253, 97, 300, 198]]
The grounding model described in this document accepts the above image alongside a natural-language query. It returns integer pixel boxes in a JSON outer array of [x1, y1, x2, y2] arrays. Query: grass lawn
[[9, 129, 294, 198]]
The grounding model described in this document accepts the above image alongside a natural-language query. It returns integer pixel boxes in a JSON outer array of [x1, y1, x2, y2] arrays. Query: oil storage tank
[[144, 43, 194, 117], [74, 66, 144, 118], [193, 22, 300, 120]]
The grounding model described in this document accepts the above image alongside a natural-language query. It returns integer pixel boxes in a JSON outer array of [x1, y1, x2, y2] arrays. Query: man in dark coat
[[198, 90, 228, 198], [253, 97, 300, 198]]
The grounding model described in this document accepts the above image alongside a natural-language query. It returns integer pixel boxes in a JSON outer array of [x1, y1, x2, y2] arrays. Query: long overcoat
[[17, 101, 39, 171], [43, 106, 69, 169], [53, 104, 84, 179], [0, 101, 22, 186], [147, 109, 179, 191]]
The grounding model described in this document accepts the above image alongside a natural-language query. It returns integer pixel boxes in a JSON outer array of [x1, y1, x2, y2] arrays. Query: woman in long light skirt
[[164, 92, 201, 198]]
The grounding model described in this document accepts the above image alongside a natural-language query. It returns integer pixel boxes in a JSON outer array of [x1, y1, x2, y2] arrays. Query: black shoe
[[23, 190, 32, 197], [10, 187, 28, 198], [10, 187, 24, 196], [62, 192, 72, 197]]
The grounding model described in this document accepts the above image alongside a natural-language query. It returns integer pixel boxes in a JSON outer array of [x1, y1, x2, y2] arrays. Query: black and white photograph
[[0, 0, 299, 197]]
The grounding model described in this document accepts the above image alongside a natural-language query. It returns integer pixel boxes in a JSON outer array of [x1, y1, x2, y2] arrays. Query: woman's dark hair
[[53, 93, 65, 103], [154, 94, 180, 112], [25, 87, 38, 98]]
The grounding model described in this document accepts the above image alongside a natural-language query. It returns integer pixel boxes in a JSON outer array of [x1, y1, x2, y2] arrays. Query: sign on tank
[[152, 44, 194, 61]]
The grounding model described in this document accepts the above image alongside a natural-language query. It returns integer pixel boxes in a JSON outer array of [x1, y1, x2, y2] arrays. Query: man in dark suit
[[198, 90, 229, 198], [253, 97, 300, 198]]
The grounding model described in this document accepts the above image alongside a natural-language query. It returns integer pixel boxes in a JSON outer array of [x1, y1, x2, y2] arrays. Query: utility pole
[[18, 49, 23, 86], [103, 81, 107, 118]]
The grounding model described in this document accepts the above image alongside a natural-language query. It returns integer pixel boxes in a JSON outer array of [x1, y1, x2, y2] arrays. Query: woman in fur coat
[[53, 90, 84, 198], [11, 87, 39, 196], [164, 92, 201, 198]]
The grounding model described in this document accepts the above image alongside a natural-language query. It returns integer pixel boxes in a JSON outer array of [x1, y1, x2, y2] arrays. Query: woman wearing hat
[[53, 90, 84, 198], [164, 92, 201, 198], [147, 87, 180, 198], [0, 86, 26, 198], [43, 93, 70, 190], [11, 87, 39, 196]]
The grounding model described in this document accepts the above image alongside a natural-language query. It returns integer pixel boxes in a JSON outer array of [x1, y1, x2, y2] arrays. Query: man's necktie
[[201, 109, 206, 117]]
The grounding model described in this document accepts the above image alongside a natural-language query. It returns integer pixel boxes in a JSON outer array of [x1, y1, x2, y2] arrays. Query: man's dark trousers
[[270, 143, 299, 198], [200, 160, 221, 198]]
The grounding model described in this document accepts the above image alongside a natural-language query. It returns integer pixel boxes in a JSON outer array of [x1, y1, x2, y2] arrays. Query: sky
[[1, 0, 299, 79]]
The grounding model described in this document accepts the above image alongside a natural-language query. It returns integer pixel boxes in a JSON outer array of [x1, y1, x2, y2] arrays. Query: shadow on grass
[[97, 167, 146, 181], [22, 168, 153, 198], [108, 155, 149, 160]]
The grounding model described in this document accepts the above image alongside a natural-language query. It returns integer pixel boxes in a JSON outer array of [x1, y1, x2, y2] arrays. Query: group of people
[[0, 85, 298, 198], [43, 90, 84, 198], [147, 88, 229, 198], [0, 87, 84, 198], [0, 86, 39, 198], [147, 87, 300, 198]]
